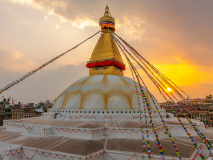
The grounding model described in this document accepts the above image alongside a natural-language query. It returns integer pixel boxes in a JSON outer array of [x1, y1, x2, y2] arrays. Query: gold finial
[[104, 5, 111, 16], [99, 5, 115, 32]]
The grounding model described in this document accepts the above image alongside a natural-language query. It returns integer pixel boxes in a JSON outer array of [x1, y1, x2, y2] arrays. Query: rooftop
[[0, 127, 207, 158]]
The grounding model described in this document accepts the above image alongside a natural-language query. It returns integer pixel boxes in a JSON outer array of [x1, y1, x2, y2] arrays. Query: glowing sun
[[167, 88, 172, 92]]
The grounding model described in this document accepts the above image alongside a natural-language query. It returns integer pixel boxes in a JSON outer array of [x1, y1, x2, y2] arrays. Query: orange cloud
[[151, 58, 213, 96], [0, 50, 36, 73]]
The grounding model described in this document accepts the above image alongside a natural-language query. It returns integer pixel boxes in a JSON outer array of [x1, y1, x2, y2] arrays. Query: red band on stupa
[[86, 59, 125, 70]]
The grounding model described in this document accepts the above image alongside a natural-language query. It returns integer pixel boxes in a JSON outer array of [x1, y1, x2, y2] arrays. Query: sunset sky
[[0, 0, 213, 104]]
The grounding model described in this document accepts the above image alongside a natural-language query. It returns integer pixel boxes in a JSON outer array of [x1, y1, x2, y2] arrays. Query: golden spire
[[86, 6, 125, 76]]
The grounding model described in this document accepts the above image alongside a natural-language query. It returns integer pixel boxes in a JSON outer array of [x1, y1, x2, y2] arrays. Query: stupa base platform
[[0, 115, 212, 160], [0, 134, 212, 160]]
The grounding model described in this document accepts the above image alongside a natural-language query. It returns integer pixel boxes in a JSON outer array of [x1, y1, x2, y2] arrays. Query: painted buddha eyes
[[93, 67, 109, 70], [102, 67, 108, 70]]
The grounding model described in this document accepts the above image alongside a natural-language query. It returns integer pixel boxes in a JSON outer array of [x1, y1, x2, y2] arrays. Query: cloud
[[138, 0, 213, 67], [0, 48, 36, 73], [116, 16, 146, 41], [55, 24, 60, 29], [7, 0, 41, 9], [0, 62, 88, 103], [8, 0, 100, 29], [70, 18, 97, 29], [154, 59, 212, 87], [2, 0, 213, 102]]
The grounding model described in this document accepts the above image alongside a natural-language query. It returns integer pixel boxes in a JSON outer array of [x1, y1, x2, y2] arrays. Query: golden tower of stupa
[[86, 6, 125, 76]]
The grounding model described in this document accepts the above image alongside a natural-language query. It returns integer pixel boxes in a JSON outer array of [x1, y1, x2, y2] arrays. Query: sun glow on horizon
[[167, 88, 172, 92]]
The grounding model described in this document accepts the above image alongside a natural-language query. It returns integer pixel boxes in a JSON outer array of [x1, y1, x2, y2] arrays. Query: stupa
[[52, 6, 158, 113], [0, 6, 212, 160]]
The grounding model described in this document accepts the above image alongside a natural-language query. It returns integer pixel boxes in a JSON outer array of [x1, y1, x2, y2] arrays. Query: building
[[37, 100, 53, 112], [0, 98, 10, 108], [24, 105, 37, 118], [11, 105, 25, 119], [191, 95, 213, 107], [160, 95, 213, 127], [0, 107, 4, 126], [0, 99, 12, 125], [0, 99, 45, 125], [208, 106, 213, 127], [0, 6, 212, 160]]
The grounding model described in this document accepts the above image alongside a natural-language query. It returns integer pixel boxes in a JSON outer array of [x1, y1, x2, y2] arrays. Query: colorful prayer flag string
[[122, 36, 213, 155], [112, 33, 166, 160], [112, 32, 206, 159], [114, 32, 190, 99], [0, 31, 101, 94]]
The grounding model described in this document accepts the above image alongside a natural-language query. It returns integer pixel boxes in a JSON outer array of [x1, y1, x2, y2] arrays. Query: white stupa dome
[[53, 75, 159, 111]]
